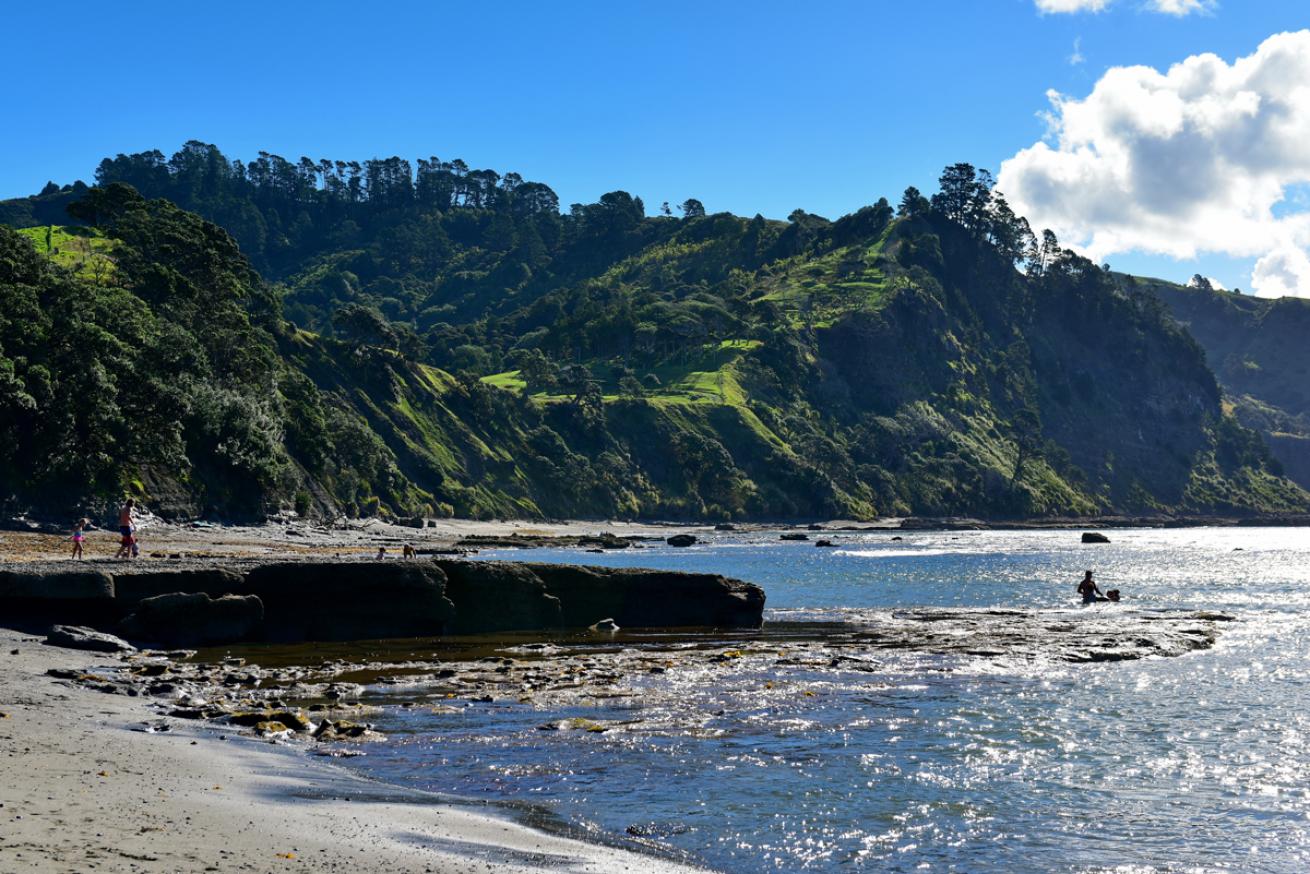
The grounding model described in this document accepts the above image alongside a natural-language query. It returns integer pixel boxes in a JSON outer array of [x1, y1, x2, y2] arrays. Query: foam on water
[[338, 528, 1310, 872]]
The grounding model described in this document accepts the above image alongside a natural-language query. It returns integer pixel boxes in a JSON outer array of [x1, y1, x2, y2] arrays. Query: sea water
[[342, 528, 1310, 872]]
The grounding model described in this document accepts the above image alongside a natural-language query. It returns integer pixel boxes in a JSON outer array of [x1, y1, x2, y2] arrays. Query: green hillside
[[1146, 277, 1310, 491], [1, 145, 1305, 521]]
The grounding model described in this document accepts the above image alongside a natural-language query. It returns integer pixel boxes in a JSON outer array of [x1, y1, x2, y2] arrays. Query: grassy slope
[[753, 229, 895, 328], [15, 225, 118, 282]]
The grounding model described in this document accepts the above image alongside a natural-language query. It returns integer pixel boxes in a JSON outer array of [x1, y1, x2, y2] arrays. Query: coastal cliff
[[3, 153, 1306, 524]]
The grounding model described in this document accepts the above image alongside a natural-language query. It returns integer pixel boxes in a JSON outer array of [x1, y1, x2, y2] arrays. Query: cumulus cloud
[[1252, 245, 1310, 298], [998, 31, 1310, 298]]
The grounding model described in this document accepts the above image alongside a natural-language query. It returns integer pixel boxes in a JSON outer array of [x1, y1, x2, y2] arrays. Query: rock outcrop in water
[[240, 561, 456, 643], [5, 557, 766, 646], [523, 562, 766, 630], [433, 560, 563, 634]]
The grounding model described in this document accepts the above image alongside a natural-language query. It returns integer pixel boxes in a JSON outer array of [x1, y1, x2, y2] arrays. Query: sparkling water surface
[[343, 528, 1310, 872]]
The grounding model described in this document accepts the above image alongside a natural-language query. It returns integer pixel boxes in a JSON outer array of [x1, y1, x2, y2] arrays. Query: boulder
[[227, 710, 312, 732], [433, 560, 563, 634], [1081, 532, 1111, 544], [579, 533, 631, 550], [239, 561, 455, 642], [665, 534, 698, 548], [255, 721, 291, 737], [815, 539, 836, 548], [45, 625, 135, 653], [780, 533, 809, 541], [0, 570, 114, 601], [312, 719, 377, 740], [119, 592, 264, 647], [713, 523, 736, 531], [111, 569, 245, 607], [526, 563, 765, 629]]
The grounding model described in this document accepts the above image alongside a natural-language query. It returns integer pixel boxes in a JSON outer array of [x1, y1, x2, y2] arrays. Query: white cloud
[[998, 30, 1310, 298], [1035, 0, 1213, 14], [1035, 0, 1110, 13], [1069, 37, 1086, 66], [1252, 245, 1310, 298], [1148, 0, 1214, 16]]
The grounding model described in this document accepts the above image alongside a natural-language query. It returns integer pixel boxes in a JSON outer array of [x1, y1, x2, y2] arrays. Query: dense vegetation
[[1146, 277, 1310, 491], [1, 143, 1304, 521]]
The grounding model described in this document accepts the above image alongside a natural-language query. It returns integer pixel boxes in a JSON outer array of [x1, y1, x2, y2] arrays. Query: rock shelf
[[1, 556, 766, 647], [37, 606, 1232, 753]]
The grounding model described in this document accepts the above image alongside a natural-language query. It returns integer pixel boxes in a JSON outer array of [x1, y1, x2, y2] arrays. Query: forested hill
[[0, 142, 1305, 522], [1144, 277, 1310, 490]]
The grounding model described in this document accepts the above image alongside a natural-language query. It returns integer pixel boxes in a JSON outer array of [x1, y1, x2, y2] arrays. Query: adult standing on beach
[[114, 499, 137, 559]]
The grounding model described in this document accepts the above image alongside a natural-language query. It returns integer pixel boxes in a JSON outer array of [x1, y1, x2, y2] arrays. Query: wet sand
[[0, 626, 705, 873]]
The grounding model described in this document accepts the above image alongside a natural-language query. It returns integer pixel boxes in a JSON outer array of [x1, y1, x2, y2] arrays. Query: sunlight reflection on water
[[345, 528, 1310, 872]]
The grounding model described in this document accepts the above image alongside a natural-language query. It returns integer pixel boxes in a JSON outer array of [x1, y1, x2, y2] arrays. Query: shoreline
[[1, 523, 1253, 872], [0, 626, 708, 873], [5, 513, 1309, 565]]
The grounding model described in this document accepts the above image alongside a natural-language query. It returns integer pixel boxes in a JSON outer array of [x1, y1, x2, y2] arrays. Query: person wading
[[1077, 570, 1104, 604]]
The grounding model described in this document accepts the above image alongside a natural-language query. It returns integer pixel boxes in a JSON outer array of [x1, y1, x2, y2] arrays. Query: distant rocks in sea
[[1081, 532, 1111, 544]]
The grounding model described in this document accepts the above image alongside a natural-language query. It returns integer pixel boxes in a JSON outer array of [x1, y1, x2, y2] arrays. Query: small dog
[[402, 543, 417, 559]]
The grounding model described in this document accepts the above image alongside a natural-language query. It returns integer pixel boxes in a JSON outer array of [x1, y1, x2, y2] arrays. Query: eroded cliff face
[[811, 220, 1295, 517], [1150, 280, 1310, 492]]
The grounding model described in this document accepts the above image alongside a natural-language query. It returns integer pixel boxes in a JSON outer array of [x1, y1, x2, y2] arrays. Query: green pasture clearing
[[17, 225, 119, 282]]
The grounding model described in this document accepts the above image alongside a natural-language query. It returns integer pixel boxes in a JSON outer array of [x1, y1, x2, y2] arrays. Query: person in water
[[1077, 570, 1104, 604]]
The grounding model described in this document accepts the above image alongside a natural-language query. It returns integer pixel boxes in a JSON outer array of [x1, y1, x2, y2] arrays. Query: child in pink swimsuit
[[70, 519, 86, 560]]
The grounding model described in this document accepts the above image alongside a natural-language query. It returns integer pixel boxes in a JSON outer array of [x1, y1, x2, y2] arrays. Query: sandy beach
[[0, 624, 706, 873], [0, 517, 717, 564]]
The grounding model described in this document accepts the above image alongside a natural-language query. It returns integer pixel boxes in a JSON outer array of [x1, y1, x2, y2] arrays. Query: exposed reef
[[2, 557, 766, 647]]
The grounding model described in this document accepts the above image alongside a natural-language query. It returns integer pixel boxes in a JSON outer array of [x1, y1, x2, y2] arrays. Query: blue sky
[[2, 1, 1308, 291]]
